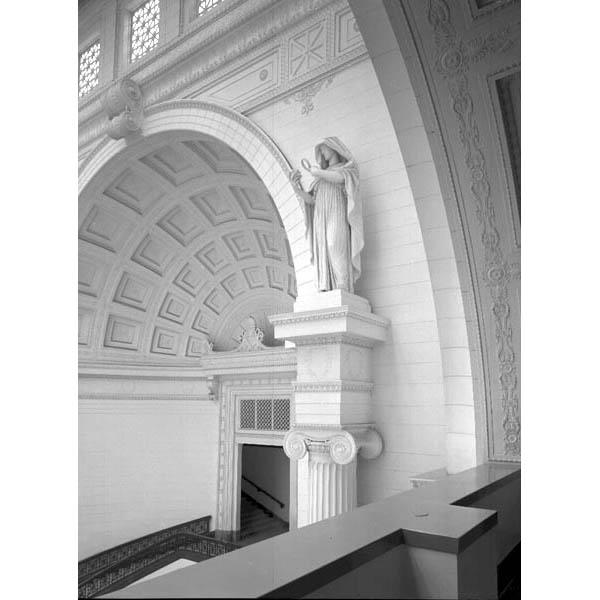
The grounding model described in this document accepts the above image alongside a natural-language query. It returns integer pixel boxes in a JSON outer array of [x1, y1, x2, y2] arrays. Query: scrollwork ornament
[[328, 433, 357, 465], [283, 431, 308, 461], [428, 0, 520, 456], [357, 428, 383, 460]]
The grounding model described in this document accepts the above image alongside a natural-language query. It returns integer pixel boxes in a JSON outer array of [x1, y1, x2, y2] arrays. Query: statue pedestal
[[270, 290, 389, 526]]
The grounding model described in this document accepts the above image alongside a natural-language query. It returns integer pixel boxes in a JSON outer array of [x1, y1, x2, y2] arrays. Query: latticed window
[[239, 399, 256, 430], [130, 0, 160, 63], [239, 398, 290, 432], [78, 41, 100, 98], [197, 0, 222, 16]]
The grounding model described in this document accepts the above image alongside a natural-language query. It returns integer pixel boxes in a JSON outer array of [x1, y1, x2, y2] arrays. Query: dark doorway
[[239, 444, 289, 545]]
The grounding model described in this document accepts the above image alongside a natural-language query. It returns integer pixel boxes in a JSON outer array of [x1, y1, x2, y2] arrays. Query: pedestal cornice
[[270, 307, 389, 346]]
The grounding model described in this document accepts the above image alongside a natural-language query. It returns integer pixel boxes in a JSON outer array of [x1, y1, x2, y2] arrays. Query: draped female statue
[[290, 137, 364, 293]]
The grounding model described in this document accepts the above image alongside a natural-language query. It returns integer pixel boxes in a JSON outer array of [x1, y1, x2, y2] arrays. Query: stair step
[[242, 513, 274, 523], [239, 493, 288, 547], [239, 528, 288, 546], [242, 524, 286, 536]]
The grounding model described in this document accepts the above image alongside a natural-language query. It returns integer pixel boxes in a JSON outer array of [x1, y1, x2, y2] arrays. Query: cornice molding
[[78, 0, 334, 122], [270, 307, 389, 328], [79, 358, 205, 379], [201, 347, 297, 375], [78, 0, 366, 151], [78, 0, 275, 119], [220, 377, 294, 389], [78, 346, 297, 379], [78, 393, 211, 402], [294, 334, 375, 348], [292, 380, 373, 393]]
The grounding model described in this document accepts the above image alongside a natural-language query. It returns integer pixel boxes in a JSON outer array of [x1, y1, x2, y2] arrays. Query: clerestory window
[[197, 0, 222, 17], [130, 0, 160, 63], [78, 41, 100, 98]]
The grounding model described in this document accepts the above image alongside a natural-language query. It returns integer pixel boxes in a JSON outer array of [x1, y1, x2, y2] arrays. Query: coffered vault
[[78, 131, 297, 357]]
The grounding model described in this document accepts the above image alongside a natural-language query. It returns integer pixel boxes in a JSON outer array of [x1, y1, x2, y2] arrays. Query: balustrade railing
[[78, 516, 239, 598], [241, 475, 285, 509]]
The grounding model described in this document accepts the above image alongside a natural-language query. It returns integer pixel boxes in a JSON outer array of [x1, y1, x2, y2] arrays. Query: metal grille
[[239, 399, 256, 430], [238, 398, 290, 432], [256, 399, 272, 430], [130, 0, 160, 63], [273, 399, 290, 430], [197, 0, 222, 16], [78, 41, 100, 98]]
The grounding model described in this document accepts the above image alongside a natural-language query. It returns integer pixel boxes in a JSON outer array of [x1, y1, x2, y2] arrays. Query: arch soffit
[[79, 100, 314, 296]]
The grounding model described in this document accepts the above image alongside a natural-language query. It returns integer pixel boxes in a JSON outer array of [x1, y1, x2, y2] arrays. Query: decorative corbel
[[206, 376, 218, 403], [101, 78, 143, 140]]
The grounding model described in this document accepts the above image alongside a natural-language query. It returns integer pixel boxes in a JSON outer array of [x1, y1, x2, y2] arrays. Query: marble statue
[[290, 137, 363, 292]]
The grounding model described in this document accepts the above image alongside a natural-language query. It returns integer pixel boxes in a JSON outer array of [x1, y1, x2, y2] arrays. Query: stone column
[[284, 427, 382, 525], [272, 290, 389, 526]]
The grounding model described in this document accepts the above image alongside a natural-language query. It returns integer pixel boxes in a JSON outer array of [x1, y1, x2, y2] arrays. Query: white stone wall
[[77, 0, 507, 539], [249, 58, 448, 505], [78, 393, 218, 559]]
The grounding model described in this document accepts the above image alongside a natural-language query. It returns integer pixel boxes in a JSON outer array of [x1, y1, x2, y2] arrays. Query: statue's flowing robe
[[304, 138, 362, 292]]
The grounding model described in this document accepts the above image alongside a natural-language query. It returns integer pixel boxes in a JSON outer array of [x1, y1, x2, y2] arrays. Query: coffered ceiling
[[79, 133, 296, 359]]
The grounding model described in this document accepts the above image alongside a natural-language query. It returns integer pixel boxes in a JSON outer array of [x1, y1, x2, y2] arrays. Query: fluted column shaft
[[307, 445, 356, 524], [284, 428, 381, 526]]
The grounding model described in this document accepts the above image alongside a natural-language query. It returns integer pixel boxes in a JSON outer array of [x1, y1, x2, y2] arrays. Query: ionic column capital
[[283, 426, 383, 465]]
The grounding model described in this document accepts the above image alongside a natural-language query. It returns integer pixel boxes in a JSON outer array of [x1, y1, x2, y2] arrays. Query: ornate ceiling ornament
[[234, 317, 268, 352], [284, 75, 334, 116]]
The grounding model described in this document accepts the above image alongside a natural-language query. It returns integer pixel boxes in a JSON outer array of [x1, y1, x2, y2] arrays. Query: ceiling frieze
[[78, 0, 366, 151], [78, 0, 271, 119]]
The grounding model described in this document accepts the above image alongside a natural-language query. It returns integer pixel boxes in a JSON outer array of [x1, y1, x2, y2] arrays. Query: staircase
[[78, 516, 240, 598], [238, 492, 288, 546]]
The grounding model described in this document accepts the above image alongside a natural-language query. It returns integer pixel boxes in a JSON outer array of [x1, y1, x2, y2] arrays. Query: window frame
[[196, 0, 223, 18], [78, 39, 102, 98], [128, 0, 162, 64]]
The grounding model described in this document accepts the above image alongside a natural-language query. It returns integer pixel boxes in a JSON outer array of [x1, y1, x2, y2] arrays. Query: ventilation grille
[[239, 398, 290, 432]]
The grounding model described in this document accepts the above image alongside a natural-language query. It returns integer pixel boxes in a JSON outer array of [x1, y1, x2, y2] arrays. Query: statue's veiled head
[[315, 137, 354, 169]]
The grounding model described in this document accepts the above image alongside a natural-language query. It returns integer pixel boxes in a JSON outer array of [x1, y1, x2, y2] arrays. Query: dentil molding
[[291, 381, 373, 393]]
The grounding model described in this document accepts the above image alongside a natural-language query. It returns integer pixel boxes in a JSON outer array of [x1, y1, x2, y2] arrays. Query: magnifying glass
[[301, 158, 312, 171]]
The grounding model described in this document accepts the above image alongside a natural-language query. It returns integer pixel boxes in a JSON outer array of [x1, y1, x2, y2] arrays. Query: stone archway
[[79, 99, 315, 297], [349, 0, 483, 472]]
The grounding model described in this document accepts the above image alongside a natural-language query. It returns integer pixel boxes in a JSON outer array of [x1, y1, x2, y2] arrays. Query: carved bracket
[[101, 78, 143, 140]]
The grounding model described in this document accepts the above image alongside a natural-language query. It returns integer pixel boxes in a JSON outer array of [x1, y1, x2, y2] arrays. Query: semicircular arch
[[79, 100, 314, 296]]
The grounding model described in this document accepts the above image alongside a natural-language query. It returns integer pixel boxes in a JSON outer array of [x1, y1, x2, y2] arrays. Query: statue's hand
[[289, 168, 303, 189]]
